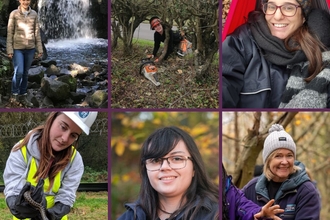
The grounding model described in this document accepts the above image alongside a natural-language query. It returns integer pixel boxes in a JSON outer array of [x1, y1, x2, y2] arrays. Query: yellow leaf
[[153, 118, 162, 125], [137, 121, 145, 129], [115, 140, 126, 156], [190, 125, 209, 136], [129, 143, 141, 151], [177, 69, 183, 74], [121, 117, 130, 126], [122, 174, 130, 182], [110, 138, 117, 148], [111, 174, 120, 185]]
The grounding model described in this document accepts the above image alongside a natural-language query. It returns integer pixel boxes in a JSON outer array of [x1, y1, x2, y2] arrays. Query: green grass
[[131, 38, 154, 47], [0, 191, 108, 219]]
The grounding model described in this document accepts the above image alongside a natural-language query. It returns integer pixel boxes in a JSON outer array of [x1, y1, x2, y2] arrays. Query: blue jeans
[[12, 48, 35, 95]]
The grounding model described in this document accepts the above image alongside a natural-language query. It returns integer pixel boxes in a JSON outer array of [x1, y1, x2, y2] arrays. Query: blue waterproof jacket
[[222, 24, 290, 108], [117, 195, 218, 220], [242, 161, 321, 220]]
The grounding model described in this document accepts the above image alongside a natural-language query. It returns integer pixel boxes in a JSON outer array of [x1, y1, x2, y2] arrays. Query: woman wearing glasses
[[222, 0, 330, 108], [118, 126, 218, 220]]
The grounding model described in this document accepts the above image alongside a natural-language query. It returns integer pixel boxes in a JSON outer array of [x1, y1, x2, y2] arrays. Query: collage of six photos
[[0, 0, 329, 219]]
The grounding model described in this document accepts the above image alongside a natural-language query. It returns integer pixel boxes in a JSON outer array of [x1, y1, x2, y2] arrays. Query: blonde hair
[[263, 149, 301, 181]]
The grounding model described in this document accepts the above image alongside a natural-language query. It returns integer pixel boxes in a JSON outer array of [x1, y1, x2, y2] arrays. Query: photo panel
[[0, 0, 108, 109], [111, 111, 219, 219], [222, 111, 328, 219], [0, 111, 108, 219], [110, 1, 219, 109]]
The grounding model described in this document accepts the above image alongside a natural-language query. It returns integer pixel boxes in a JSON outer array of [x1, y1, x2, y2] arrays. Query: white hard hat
[[62, 112, 98, 135]]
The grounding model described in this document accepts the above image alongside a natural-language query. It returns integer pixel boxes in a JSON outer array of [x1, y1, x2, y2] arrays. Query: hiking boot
[[10, 94, 18, 102], [19, 94, 34, 107]]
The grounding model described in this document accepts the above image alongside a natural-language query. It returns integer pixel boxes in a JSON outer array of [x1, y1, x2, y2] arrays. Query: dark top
[[117, 195, 218, 220], [152, 25, 181, 60]]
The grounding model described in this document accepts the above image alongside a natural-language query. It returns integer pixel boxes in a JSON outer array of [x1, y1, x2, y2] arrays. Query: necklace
[[159, 208, 173, 215]]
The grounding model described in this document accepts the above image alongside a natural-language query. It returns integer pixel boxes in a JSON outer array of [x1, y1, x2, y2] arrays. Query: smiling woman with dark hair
[[222, 0, 330, 108], [118, 126, 219, 220]]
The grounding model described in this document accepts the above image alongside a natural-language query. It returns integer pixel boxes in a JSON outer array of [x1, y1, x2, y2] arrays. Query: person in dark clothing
[[148, 16, 182, 62], [118, 126, 219, 220], [222, 0, 330, 108], [222, 164, 284, 220], [242, 124, 321, 220]]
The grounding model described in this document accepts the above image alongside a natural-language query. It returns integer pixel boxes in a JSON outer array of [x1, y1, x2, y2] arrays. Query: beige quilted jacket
[[6, 6, 43, 55]]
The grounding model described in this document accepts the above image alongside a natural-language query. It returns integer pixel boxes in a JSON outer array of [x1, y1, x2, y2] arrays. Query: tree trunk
[[233, 112, 299, 188]]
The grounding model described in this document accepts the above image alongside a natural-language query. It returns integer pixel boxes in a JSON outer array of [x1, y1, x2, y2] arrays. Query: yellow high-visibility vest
[[13, 145, 77, 220]]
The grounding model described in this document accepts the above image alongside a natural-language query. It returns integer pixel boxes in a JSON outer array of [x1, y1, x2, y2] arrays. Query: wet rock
[[40, 60, 57, 68], [28, 66, 45, 84], [70, 92, 86, 103], [41, 77, 70, 101], [57, 75, 77, 92], [60, 68, 71, 75], [46, 64, 61, 76], [89, 90, 108, 108], [69, 63, 90, 74], [41, 96, 55, 108], [91, 64, 103, 72]]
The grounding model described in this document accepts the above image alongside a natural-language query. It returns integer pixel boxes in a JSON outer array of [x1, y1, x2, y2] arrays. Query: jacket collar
[[255, 161, 310, 200], [125, 195, 215, 219], [18, 6, 31, 14]]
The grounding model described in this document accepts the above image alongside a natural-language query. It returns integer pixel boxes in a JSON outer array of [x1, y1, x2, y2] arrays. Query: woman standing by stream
[[6, 0, 43, 107]]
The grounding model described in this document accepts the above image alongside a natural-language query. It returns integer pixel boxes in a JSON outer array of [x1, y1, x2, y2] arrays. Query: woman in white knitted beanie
[[241, 124, 321, 220]]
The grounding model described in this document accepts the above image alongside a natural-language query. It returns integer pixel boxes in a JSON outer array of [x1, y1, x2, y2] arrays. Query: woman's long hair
[[12, 112, 77, 189], [138, 126, 219, 220], [283, 23, 325, 82]]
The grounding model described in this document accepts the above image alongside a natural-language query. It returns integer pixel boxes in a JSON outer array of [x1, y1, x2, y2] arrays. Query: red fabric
[[222, 0, 330, 42], [222, 0, 256, 42]]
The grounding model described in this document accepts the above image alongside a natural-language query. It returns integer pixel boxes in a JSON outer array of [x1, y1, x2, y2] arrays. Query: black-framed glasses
[[145, 156, 192, 171], [262, 3, 301, 17]]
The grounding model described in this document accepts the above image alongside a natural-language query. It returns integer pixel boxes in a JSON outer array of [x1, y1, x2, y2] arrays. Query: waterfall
[[38, 0, 96, 39]]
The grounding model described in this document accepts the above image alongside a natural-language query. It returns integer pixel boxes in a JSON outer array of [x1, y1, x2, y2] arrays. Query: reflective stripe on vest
[[13, 146, 77, 220]]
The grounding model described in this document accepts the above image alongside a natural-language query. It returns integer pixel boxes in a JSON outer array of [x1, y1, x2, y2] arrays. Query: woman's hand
[[8, 54, 13, 59], [254, 199, 284, 220]]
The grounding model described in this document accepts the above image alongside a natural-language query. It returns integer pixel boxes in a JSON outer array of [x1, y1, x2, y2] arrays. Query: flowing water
[[38, 0, 95, 39], [45, 38, 108, 68], [36, 0, 108, 97], [37, 0, 108, 73]]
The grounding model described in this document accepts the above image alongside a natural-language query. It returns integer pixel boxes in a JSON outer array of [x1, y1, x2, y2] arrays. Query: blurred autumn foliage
[[111, 112, 219, 219]]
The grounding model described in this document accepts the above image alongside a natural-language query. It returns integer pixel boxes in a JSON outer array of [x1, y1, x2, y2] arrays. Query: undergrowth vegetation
[[111, 39, 219, 108]]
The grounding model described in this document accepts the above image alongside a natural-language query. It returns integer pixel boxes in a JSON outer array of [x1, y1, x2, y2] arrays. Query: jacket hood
[[26, 132, 42, 160]]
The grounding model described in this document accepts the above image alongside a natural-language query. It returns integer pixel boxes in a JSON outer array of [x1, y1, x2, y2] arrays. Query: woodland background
[[111, 0, 219, 108], [223, 112, 330, 219]]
